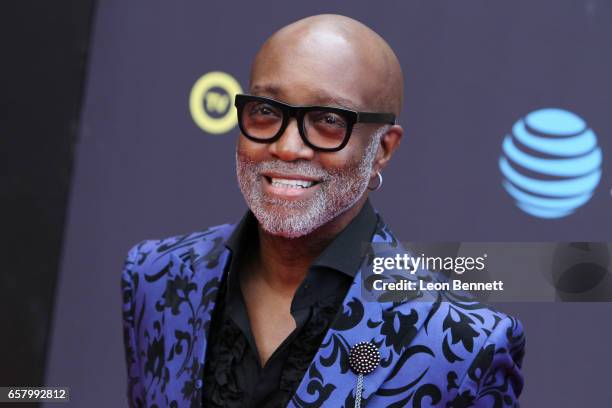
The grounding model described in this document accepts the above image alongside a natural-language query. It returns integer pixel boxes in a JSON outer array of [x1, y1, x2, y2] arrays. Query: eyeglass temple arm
[[357, 112, 396, 125]]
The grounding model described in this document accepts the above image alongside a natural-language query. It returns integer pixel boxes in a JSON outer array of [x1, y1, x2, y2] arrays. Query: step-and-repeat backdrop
[[45, 1, 612, 406]]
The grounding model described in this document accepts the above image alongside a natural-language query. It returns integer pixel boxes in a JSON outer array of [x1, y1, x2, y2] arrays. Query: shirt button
[[195, 379, 203, 389]]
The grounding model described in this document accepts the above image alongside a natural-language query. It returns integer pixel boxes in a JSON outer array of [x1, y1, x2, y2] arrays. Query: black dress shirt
[[202, 201, 377, 407]]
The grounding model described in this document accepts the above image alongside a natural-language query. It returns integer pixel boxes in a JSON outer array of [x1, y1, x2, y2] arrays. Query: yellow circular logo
[[189, 71, 242, 134]]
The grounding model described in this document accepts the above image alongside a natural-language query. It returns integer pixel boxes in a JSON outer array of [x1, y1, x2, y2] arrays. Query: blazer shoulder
[[452, 305, 526, 402], [385, 296, 526, 399], [121, 222, 236, 284], [391, 292, 525, 370], [422, 295, 525, 349]]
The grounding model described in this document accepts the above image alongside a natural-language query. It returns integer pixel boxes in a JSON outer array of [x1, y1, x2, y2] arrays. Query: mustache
[[239, 157, 331, 180]]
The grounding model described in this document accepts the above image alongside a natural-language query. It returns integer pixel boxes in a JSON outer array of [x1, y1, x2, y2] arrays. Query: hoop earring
[[367, 171, 383, 192]]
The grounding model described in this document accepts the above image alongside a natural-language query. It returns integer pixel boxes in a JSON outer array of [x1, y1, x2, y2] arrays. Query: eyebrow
[[250, 84, 360, 111]]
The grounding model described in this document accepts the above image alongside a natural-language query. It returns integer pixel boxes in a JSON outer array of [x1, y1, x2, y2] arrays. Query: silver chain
[[354, 373, 364, 408]]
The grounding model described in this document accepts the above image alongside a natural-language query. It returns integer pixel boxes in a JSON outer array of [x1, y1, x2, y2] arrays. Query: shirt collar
[[310, 200, 377, 277], [224, 208, 257, 257]]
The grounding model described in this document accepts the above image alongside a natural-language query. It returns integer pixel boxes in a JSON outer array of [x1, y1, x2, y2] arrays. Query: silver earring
[[367, 171, 383, 192]]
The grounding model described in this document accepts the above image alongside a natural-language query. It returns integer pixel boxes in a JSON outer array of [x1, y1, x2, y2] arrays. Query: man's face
[[236, 30, 383, 238]]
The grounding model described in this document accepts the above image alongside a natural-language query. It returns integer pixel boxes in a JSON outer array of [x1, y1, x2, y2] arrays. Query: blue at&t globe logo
[[499, 108, 602, 219]]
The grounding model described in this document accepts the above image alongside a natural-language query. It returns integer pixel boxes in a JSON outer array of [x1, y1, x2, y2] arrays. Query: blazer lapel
[[290, 223, 435, 407], [162, 231, 231, 405]]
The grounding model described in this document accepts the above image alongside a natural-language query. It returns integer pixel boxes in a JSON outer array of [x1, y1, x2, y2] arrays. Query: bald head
[[250, 14, 404, 116]]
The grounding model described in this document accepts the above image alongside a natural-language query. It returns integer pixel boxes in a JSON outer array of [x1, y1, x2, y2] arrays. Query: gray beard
[[236, 128, 384, 238]]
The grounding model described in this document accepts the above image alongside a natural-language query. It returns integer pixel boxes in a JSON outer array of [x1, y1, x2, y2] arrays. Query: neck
[[252, 196, 368, 295]]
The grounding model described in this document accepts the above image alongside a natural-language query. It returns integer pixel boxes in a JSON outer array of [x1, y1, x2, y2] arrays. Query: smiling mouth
[[263, 176, 320, 189]]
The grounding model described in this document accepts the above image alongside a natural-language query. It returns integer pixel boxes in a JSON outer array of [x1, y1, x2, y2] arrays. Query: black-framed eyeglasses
[[235, 94, 395, 152]]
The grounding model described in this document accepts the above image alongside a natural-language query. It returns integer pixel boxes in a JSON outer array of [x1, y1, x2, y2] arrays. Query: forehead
[[249, 30, 378, 111]]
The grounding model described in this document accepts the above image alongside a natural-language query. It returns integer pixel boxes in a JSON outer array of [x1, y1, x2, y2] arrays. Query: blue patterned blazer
[[121, 216, 525, 407]]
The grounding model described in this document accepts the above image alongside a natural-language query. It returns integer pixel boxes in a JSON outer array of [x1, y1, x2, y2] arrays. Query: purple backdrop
[[45, 1, 612, 406]]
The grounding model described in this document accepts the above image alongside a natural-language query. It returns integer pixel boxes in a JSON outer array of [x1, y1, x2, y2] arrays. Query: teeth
[[270, 177, 315, 188]]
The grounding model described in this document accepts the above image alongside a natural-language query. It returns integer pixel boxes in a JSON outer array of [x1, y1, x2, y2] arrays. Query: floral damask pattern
[[122, 219, 525, 407]]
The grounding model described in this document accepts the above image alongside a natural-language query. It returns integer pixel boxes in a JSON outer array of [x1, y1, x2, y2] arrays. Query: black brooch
[[349, 341, 381, 374], [349, 341, 380, 408]]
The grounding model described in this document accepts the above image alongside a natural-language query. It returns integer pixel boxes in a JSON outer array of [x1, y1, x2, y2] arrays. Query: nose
[[267, 118, 315, 162]]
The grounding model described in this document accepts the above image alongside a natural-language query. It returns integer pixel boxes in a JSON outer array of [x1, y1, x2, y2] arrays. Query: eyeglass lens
[[241, 99, 348, 149]]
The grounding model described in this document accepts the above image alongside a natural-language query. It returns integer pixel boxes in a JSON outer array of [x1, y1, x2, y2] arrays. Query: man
[[121, 14, 525, 407]]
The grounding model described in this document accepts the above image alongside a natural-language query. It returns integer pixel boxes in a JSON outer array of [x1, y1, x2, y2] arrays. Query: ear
[[370, 124, 403, 177]]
